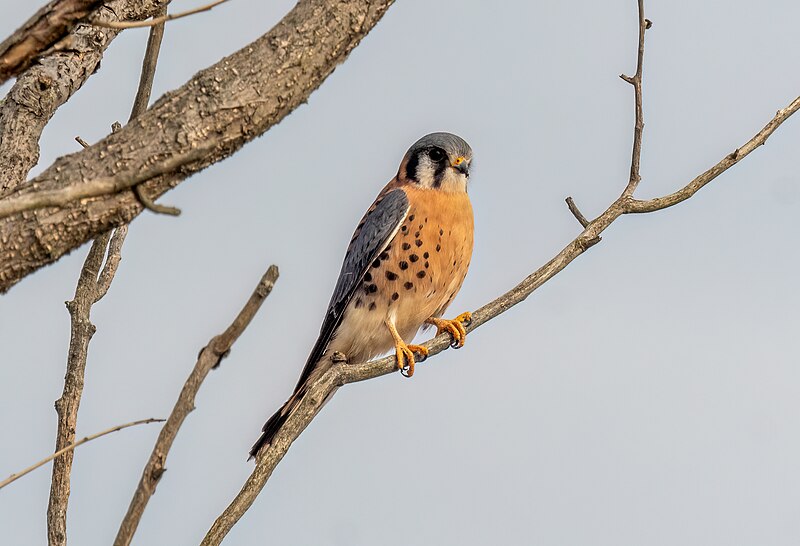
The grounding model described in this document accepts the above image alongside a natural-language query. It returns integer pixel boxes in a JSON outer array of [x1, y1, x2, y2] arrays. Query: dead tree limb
[[0, 0, 395, 293], [112, 265, 279, 546], [199, 3, 800, 543], [0, 0, 105, 85], [0, 419, 163, 490], [46, 14, 167, 544], [47, 227, 127, 546], [0, 0, 171, 194]]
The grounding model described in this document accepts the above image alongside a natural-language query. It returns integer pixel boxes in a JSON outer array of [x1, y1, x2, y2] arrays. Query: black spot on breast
[[439, 228, 444, 236], [424, 261, 429, 268], [404, 281, 414, 290], [418, 224, 423, 230], [401, 225, 408, 233], [368, 284, 378, 293], [436, 244, 441, 252], [372, 258, 381, 268], [386, 271, 398, 281], [391, 292, 399, 301], [414, 231, 420, 238], [409, 254, 419, 262], [417, 271, 426, 278], [415, 240, 423, 247], [423, 252, 429, 259], [380, 251, 390, 260], [409, 214, 415, 222], [364, 272, 372, 282], [355, 298, 363, 308], [399, 261, 408, 270], [402, 242, 411, 250], [368, 302, 377, 311]]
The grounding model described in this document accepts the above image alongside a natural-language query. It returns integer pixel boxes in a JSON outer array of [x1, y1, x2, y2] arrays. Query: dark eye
[[428, 148, 445, 162]]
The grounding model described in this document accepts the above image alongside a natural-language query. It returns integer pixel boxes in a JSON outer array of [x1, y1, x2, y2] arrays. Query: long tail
[[248, 393, 299, 460], [249, 356, 338, 460]]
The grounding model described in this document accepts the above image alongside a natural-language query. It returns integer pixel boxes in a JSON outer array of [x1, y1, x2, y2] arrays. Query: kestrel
[[250, 132, 474, 458]]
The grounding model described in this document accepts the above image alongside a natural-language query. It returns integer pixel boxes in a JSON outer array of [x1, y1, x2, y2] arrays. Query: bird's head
[[397, 132, 472, 192]]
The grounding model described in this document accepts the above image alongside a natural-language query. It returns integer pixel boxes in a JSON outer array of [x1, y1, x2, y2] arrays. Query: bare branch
[[0, 0, 105, 85], [0, 419, 163, 490], [0, 0, 396, 293], [625, 95, 800, 213], [0, 148, 209, 220], [565, 196, 591, 228], [200, 5, 800, 541], [46, 13, 167, 543], [0, 0, 171, 194], [127, 5, 183, 216], [93, 0, 230, 30], [619, 0, 648, 196], [113, 265, 279, 546], [47, 231, 114, 546], [94, 225, 128, 301]]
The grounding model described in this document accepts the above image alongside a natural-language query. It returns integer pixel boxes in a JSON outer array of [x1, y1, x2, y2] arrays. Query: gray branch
[[0, 0, 395, 293]]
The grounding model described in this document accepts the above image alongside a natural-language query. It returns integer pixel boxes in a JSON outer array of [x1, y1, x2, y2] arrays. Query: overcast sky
[[2, 1, 800, 545]]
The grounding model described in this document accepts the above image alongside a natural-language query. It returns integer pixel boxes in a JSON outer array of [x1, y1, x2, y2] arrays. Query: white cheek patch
[[415, 156, 436, 188]]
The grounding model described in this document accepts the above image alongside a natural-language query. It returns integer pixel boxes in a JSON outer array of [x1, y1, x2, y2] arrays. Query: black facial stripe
[[432, 159, 448, 188], [405, 152, 420, 183]]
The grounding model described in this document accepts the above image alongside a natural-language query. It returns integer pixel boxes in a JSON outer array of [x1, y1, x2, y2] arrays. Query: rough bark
[[0, 0, 171, 194], [0, 0, 394, 293], [0, 0, 105, 85]]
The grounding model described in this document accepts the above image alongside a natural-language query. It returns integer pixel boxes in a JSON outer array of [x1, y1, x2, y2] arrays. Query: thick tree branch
[[113, 265, 279, 546], [200, 7, 800, 541], [0, 0, 395, 293], [0, 419, 163, 490], [0, 0, 105, 85], [0, 0, 171, 194]]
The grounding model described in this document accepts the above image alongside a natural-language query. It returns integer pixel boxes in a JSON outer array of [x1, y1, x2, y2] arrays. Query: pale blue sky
[[2, 2, 799, 545]]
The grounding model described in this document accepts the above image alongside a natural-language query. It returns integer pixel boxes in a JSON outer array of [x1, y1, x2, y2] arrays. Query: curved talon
[[426, 311, 472, 349], [396, 343, 429, 378]]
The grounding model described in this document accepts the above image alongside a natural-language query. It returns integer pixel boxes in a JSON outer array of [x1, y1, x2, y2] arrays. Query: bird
[[250, 132, 475, 459]]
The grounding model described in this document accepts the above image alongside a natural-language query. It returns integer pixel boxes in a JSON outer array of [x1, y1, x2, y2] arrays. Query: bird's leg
[[425, 311, 472, 349], [384, 319, 428, 378]]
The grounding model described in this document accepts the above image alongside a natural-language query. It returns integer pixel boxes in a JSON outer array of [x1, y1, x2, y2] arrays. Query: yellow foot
[[426, 311, 472, 349], [395, 342, 429, 378]]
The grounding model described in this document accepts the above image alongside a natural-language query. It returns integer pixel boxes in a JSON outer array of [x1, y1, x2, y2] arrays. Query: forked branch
[[200, 2, 800, 544]]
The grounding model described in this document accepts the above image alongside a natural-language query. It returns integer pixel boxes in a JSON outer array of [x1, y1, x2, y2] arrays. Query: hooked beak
[[451, 156, 469, 176]]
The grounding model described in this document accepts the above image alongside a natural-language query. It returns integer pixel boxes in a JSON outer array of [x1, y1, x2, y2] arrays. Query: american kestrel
[[250, 132, 474, 458]]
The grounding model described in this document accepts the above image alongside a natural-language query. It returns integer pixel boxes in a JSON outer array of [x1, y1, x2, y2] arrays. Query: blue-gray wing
[[293, 188, 410, 391]]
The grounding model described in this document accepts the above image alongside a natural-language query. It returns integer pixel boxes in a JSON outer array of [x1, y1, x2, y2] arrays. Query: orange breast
[[380, 186, 474, 340]]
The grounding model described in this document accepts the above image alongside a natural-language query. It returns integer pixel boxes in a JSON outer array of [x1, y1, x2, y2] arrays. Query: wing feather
[[293, 188, 410, 391]]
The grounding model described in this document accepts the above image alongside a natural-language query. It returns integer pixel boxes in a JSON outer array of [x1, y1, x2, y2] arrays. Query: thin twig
[[126, 5, 182, 216], [619, 0, 648, 196], [0, 419, 163, 490], [565, 196, 591, 228], [113, 265, 279, 546], [199, 4, 800, 542], [75, 136, 90, 149], [624, 96, 800, 213], [0, 148, 208, 220], [92, 0, 231, 30]]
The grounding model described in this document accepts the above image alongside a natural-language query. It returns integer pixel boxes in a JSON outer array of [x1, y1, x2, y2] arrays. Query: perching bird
[[250, 132, 474, 458]]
